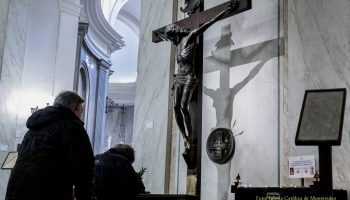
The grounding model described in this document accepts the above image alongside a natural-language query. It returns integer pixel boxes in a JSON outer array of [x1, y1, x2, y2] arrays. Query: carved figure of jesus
[[157, 0, 238, 149]]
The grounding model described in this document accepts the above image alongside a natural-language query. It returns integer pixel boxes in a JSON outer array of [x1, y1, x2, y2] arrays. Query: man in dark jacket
[[6, 91, 94, 200], [93, 144, 145, 200]]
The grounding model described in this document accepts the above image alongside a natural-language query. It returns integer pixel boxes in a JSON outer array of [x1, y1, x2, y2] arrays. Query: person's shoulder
[[61, 115, 83, 123], [94, 151, 129, 168], [59, 118, 87, 139], [102, 150, 130, 163], [60, 117, 84, 129]]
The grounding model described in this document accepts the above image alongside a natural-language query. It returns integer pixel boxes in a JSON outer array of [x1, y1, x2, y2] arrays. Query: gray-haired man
[[6, 91, 94, 200]]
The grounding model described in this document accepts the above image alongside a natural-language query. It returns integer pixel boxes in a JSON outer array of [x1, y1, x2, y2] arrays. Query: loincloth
[[172, 74, 198, 91]]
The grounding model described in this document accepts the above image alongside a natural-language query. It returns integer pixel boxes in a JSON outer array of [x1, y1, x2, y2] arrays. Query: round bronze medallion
[[206, 128, 235, 164]]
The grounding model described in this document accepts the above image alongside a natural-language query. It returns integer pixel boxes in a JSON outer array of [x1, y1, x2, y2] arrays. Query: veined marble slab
[[202, 0, 281, 200], [284, 0, 350, 196], [0, 0, 9, 77], [0, 0, 30, 199], [132, 0, 174, 194]]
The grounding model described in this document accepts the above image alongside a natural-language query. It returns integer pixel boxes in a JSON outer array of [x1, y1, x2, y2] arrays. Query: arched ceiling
[[101, 0, 139, 37], [80, 0, 125, 61], [101, 0, 140, 104]]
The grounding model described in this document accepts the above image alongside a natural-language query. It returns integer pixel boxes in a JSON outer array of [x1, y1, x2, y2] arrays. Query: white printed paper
[[288, 155, 315, 178]]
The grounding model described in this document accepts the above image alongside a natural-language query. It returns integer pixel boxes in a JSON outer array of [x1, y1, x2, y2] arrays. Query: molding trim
[[84, 34, 111, 62], [98, 59, 112, 72], [59, 0, 82, 17], [109, 69, 114, 76], [78, 22, 89, 36], [80, 0, 124, 61]]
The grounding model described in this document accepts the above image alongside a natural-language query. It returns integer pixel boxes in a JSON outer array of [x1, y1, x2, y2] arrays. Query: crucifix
[[152, 0, 251, 195]]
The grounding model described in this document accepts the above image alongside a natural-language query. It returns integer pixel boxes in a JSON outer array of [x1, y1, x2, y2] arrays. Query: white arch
[[78, 61, 90, 126]]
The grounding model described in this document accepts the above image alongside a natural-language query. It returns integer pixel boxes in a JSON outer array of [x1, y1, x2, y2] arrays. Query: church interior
[[0, 0, 350, 199]]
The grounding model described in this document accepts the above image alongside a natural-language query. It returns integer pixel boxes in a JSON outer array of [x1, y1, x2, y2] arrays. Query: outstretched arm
[[203, 86, 216, 98], [230, 59, 267, 94], [190, 0, 238, 39], [154, 30, 169, 42]]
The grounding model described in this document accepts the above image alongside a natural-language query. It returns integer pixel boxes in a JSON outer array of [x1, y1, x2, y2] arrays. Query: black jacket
[[93, 148, 145, 200], [6, 106, 94, 200]]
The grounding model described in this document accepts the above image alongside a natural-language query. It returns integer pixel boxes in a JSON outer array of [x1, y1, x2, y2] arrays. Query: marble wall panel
[[0, 0, 9, 77], [132, 0, 174, 194], [130, 0, 350, 199], [0, 0, 30, 199], [14, 0, 60, 141], [284, 0, 350, 195], [201, 0, 281, 199]]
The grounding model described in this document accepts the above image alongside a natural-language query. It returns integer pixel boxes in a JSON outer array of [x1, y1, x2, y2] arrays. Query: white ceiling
[[101, 0, 141, 105], [103, 0, 140, 84], [108, 82, 136, 106]]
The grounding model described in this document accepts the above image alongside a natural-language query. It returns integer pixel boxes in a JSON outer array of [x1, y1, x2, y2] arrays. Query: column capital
[[97, 59, 112, 72]]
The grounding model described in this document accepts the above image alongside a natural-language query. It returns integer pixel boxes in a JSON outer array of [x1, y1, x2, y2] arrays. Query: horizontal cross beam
[[152, 0, 252, 43]]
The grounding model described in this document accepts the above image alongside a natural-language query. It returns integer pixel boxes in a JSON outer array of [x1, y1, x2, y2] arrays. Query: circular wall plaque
[[206, 128, 235, 164]]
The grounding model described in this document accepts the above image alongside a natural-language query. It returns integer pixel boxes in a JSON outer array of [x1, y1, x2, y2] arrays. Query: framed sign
[[295, 88, 346, 145], [1, 151, 18, 169], [288, 155, 315, 178]]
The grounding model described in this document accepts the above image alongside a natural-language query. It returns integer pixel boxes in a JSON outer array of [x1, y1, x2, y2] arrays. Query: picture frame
[[1, 151, 18, 169], [295, 88, 346, 145]]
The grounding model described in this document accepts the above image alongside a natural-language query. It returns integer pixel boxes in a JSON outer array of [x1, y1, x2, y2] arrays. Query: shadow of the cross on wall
[[203, 24, 284, 129], [202, 23, 284, 200]]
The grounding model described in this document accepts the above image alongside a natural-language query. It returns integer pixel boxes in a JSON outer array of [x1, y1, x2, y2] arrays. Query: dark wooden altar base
[[136, 194, 198, 200], [232, 187, 347, 200]]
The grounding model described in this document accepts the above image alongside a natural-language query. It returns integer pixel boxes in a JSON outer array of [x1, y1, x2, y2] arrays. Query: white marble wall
[[283, 0, 350, 196], [12, 0, 82, 142], [0, 0, 83, 199], [133, 0, 174, 194], [0, 0, 9, 77], [129, 0, 350, 199], [53, 0, 81, 96], [201, 0, 281, 200], [15, 0, 60, 140], [0, 0, 30, 198]]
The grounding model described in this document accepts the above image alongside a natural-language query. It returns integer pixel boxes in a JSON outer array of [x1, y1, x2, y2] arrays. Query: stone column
[[53, 0, 81, 94], [92, 59, 111, 154], [73, 22, 89, 92]]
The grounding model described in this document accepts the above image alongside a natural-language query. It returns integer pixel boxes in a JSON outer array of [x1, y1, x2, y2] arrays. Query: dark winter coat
[[5, 106, 94, 200], [93, 148, 145, 200]]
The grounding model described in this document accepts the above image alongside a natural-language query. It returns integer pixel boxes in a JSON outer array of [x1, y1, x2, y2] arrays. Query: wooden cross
[[152, 0, 251, 195], [152, 0, 252, 43]]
